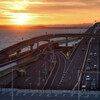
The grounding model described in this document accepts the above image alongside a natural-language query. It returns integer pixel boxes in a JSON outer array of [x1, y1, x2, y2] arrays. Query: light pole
[[38, 71, 41, 89], [45, 62, 47, 79], [11, 68, 14, 100]]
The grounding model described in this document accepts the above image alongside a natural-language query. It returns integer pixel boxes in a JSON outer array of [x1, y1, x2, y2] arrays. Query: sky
[[0, 0, 100, 25]]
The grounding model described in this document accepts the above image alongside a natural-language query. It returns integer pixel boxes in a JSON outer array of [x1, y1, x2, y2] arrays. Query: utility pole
[[12, 68, 13, 100], [45, 61, 47, 79], [38, 71, 40, 89]]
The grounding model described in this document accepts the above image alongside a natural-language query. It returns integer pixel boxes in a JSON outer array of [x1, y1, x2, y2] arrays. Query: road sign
[[66, 51, 69, 56]]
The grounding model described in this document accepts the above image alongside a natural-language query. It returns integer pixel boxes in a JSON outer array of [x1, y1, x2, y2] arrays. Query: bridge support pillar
[[17, 69, 26, 77], [37, 42, 39, 48], [66, 37, 68, 47], [30, 44, 34, 51], [16, 49, 21, 57], [48, 40, 51, 49]]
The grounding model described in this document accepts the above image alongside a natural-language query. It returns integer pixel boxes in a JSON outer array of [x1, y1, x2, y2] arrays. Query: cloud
[[0, 0, 100, 25], [0, 0, 100, 19]]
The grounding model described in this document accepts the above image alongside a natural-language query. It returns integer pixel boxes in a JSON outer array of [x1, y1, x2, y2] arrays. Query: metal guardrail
[[0, 88, 100, 95]]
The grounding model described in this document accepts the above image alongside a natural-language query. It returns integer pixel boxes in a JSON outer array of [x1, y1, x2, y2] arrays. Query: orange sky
[[0, 0, 100, 25]]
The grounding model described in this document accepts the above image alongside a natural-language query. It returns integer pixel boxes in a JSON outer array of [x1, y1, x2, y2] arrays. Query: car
[[86, 75, 90, 81], [87, 59, 91, 63], [94, 53, 97, 56], [82, 48, 85, 51], [86, 66, 90, 71], [93, 65, 97, 70], [90, 52, 93, 56], [81, 85, 86, 91]]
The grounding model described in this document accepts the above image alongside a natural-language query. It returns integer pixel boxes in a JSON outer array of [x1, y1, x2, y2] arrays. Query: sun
[[12, 13, 29, 25]]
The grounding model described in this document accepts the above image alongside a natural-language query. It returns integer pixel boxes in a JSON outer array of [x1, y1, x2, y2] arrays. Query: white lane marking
[[49, 54, 61, 89], [31, 93, 34, 96], [47, 94, 50, 97], [63, 94, 66, 96], [55, 94, 57, 96], [23, 93, 26, 96], [95, 95, 98, 98], [57, 53, 67, 88], [39, 94, 42, 96], [63, 53, 67, 73], [71, 94, 74, 97], [25, 77, 30, 82], [16, 92, 20, 96]]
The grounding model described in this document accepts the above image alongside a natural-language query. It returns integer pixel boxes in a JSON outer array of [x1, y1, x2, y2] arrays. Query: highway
[[0, 22, 100, 95], [80, 33, 100, 91], [1, 22, 100, 100]]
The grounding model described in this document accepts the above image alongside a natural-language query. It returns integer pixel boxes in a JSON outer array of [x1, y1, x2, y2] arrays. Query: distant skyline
[[0, 0, 100, 25]]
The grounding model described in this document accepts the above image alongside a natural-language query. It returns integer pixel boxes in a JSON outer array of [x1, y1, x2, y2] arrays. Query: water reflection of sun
[[12, 13, 30, 25]]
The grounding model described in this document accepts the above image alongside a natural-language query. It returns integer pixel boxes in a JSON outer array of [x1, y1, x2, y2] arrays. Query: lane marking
[[25, 77, 30, 82], [49, 54, 61, 89]]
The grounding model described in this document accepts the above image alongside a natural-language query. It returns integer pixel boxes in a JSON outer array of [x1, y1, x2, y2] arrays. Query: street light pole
[[39, 71, 40, 89], [12, 68, 13, 100], [45, 62, 47, 79]]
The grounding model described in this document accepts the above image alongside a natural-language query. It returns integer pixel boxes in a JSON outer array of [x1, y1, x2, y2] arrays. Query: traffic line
[[47, 94, 50, 97], [31, 93, 34, 96], [25, 77, 30, 82], [49, 54, 61, 89]]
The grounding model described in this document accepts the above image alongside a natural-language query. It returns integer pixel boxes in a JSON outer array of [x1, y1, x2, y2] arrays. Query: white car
[[94, 53, 97, 56], [93, 65, 97, 70], [86, 75, 90, 81], [81, 85, 86, 91], [90, 52, 93, 56]]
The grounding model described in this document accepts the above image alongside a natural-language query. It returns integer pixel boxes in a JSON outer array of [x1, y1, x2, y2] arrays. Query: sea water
[[0, 28, 87, 51]]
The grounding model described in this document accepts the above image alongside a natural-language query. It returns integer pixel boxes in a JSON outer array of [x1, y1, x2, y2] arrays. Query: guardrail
[[0, 88, 100, 95]]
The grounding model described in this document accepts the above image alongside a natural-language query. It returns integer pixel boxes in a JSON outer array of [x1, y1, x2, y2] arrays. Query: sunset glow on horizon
[[0, 0, 100, 25]]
